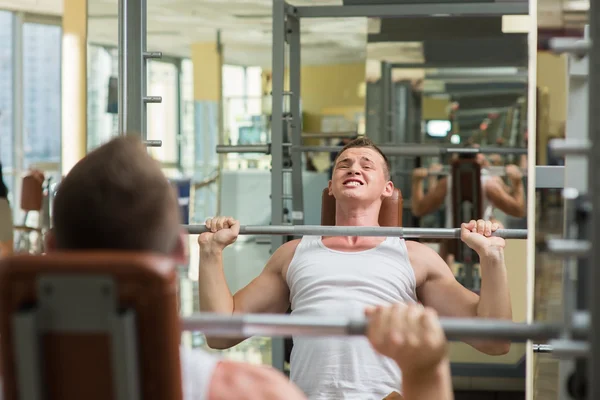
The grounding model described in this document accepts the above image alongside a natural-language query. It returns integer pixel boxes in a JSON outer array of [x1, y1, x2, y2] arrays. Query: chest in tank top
[[286, 235, 417, 318], [285, 236, 417, 399]]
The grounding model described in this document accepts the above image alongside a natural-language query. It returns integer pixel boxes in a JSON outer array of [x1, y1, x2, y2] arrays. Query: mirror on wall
[[362, 10, 531, 396], [363, 14, 529, 230]]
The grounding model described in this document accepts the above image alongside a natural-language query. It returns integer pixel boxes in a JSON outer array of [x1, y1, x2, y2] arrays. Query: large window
[[180, 59, 195, 174], [87, 45, 183, 168], [22, 22, 62, 170], [87, 46, 119, 151], [222, 64, 265, 146], [222, 64, 268, 170], [0, 11, 14, 198], [147, 60, 180, 165], [0, 12, 62, 209]]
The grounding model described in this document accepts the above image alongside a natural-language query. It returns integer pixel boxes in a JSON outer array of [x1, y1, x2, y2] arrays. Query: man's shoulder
[[265, 239, 302, 274], [276, 238, 302, 255], [404, 239, 432, 254], [404, 240, 445, 272]]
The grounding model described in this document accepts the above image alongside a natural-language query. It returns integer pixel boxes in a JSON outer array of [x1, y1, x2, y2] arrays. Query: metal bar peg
[[548, 139, 591, 156], [549, 38, 590, 56], [143, 51, 162, 59], [143, 96, 162, 103], [143, 140, 162, 147]]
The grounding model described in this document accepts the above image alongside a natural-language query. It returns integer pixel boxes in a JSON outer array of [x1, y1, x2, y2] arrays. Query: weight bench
[[320, 187, 404, 226], [0, 252, 183, 400]]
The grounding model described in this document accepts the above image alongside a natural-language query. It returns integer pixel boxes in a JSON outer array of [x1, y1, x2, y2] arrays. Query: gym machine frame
[[546, 19, 598, 399], [118, 0, 163, 147], [264, 0, 532, 374]]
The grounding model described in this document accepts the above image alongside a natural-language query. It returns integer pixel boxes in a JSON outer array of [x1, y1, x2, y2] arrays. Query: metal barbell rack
[[199, 0, 589, 383], [118, 0, 163, 145], [546, 17, 598, 399]]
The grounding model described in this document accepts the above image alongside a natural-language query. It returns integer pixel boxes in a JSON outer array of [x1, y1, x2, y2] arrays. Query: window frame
[[87, 42, 185, 171], [2, 10, 62, 210]]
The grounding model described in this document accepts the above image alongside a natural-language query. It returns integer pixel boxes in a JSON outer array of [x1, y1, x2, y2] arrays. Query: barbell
[[181, 312, 587, 342], [215, 144, 528, 156], [183, 224, 527, 239]]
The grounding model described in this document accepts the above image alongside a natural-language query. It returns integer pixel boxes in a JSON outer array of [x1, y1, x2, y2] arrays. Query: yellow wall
[[262, 63, 366, 135], [536, 51, 568, 164], [191, 42, 222, 102], [537, 52, 568, 124], [301, 63, 366, 133], [422, 96, 450, 120]]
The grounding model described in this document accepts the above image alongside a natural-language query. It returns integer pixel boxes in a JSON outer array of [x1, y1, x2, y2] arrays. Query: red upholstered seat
[[0, 252, 183, 400], [320, 188, 403, 227]]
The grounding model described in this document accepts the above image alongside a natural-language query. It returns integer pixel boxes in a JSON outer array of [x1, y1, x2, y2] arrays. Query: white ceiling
[[88, 0, 369, 67], [0, 0, 590, 68]]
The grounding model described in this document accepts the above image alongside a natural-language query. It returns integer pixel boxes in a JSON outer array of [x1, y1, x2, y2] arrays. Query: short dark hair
[[52, 135, 181, 254], [333, 136, 391, 180]]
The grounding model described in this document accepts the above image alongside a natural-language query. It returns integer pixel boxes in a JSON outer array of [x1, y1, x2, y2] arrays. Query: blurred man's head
[[47, 135, 185, 262], [328, 137, 393, 205]]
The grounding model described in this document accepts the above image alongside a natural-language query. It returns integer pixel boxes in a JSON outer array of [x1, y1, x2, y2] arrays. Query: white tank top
[[286, 235, 418, 400], [444, 169, 494, 228], [180, 347, 220, 400]]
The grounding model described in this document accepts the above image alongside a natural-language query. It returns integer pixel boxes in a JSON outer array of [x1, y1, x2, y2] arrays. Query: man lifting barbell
[[19, 136, 453, 400], [199, 137, 512, 399], [411, 152, 526, 224]]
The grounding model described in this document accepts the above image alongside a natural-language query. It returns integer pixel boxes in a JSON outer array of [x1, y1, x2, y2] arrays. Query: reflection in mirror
[[363, 12, 530, 396]]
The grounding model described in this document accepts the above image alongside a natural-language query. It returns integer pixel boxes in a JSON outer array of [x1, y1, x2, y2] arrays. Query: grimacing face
[[328, 147, 394, 203]]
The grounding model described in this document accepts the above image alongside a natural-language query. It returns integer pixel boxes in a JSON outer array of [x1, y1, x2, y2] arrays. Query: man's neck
[[335, 202, 381, 226]]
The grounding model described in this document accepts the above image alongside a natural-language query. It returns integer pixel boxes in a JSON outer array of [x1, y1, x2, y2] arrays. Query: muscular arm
[[199, 240, 298, 349], [408, 241, 512, 355], [411, 177, 448, 217], [484, 179, 526, 218], [208, 361, 307, 400]]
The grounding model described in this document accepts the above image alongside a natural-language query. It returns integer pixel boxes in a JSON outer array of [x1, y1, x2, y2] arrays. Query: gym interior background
[[0, 0, 584, 398]]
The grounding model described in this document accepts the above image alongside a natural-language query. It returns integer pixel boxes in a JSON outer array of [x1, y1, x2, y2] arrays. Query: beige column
[[61, 0, 87, 174]]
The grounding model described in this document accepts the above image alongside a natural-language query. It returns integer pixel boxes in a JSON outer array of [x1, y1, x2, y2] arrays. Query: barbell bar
[[215, 144, 528, 156], [217, 144, 270, 154], [292, 145, 528, 156], [183, 224, 527, 239], [181, 313, 588, 342]]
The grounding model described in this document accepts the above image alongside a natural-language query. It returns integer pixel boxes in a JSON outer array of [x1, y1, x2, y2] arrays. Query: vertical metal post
[[12, 12, 24, 215], [139, 0, 148, 140], [287, 15, 305, 226], [557, 25, 589, 400], [118, 0, 161, 138], [588, 0, 600, 395], [270, 0, 287, 374], [561, 189, 579, 339], [118, 0, 141, 135], [380, 61, 392, 143]]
